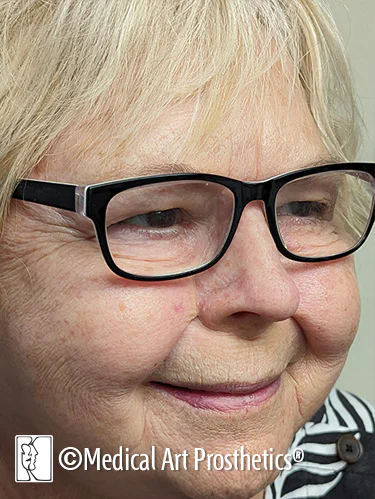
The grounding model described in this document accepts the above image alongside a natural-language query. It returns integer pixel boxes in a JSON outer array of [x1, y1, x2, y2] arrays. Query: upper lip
[[149, 376, 280, 394]]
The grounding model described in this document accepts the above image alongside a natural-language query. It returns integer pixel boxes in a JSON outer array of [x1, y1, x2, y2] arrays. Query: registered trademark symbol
[[293, 448, 304, 463]]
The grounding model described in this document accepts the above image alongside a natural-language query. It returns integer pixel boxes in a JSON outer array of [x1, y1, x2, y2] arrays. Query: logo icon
[[15, 435, 53, 482]]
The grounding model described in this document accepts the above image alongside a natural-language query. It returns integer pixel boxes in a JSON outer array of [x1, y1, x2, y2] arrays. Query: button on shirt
[[265, 388, 375, 498]]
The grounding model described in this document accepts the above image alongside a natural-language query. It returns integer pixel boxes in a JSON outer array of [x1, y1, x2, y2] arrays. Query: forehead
[[36, 67, 331, 185]]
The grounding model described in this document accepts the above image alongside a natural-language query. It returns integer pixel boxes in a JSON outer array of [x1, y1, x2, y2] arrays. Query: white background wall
[[327, 0, 375, 404]]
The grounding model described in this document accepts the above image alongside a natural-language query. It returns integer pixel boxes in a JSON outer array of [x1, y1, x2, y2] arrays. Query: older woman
[[0, 1, 374, 498]]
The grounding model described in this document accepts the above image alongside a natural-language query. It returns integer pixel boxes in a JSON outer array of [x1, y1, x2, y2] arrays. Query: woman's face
[[0, 69, 360, 499]]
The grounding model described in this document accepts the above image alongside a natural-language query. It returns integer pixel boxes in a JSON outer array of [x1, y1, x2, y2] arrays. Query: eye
[[121, 209, 183, 228], [277, 201, 331, 219]]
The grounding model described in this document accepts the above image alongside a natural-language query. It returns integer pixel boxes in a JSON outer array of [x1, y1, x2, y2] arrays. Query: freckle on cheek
[[173, 302, 184, 314]]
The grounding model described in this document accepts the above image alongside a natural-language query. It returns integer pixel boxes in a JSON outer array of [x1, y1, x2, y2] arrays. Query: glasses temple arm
[[12, 179, 78, 212]]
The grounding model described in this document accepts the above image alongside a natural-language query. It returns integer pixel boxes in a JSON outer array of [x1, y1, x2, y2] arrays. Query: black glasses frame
[[12, 162, 375, 281]]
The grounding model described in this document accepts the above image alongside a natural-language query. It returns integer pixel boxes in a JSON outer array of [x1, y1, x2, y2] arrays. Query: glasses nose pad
[[260, 200, 268, 224]]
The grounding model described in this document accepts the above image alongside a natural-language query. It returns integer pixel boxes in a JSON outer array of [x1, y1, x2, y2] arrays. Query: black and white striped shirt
[[265, 388, 375, 498]]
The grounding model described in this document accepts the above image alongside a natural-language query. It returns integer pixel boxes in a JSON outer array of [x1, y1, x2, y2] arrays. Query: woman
[[0, 1, 374, 498]]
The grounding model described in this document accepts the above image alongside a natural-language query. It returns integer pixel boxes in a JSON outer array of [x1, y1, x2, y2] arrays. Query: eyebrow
[[92, 154, 340, 184], [132, 155, 339, 177], [297, 155, 340, 170], [136, 162, 200, 176]]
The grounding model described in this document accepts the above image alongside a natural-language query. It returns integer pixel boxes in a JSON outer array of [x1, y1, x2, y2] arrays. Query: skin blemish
[[173, 302, 185, 314]]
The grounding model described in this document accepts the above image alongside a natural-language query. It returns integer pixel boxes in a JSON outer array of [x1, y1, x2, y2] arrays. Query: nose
[[194, 201, 300, 333]]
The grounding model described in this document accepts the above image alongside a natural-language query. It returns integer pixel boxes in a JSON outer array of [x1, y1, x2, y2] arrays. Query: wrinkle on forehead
[[33, 61, 330, 185]]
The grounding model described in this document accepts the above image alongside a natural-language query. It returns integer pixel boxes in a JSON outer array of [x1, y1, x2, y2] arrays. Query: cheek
[[292, 258, 360, 360], [65, 285, 194, 385], [41, 280, 198, 390], [1, 263, 198, 410], [0, 224, 198, 419]]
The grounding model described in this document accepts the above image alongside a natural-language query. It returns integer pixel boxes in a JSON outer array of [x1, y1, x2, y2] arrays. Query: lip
[[148, 376, 281, 412]]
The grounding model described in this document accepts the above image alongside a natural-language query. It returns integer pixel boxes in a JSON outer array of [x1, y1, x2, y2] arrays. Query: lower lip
[[149, 378, 281, 412]]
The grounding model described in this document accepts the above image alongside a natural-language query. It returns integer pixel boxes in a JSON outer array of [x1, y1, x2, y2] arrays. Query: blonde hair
[[0, 0, 361, 231]]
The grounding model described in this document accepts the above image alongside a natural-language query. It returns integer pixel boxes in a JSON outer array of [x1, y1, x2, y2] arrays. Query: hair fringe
[[0, 0, 362, 231]]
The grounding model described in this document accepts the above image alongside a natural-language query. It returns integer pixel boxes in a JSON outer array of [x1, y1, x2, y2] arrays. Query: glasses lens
[[105, 180, 235, 277], [275, 170, 375, 259]]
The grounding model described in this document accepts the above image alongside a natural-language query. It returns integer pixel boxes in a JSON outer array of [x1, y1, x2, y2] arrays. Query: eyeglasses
[[12, 163, 375, 281]]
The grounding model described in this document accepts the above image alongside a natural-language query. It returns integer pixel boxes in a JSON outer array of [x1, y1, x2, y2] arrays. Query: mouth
[[148, 376, 281, 412]]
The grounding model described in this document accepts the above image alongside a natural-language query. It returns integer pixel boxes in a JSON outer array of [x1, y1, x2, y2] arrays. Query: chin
[[150, 467, 275, 499]]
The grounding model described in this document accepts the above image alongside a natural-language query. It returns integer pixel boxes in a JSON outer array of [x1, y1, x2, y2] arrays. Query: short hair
[[0, 0, 361, 231]]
